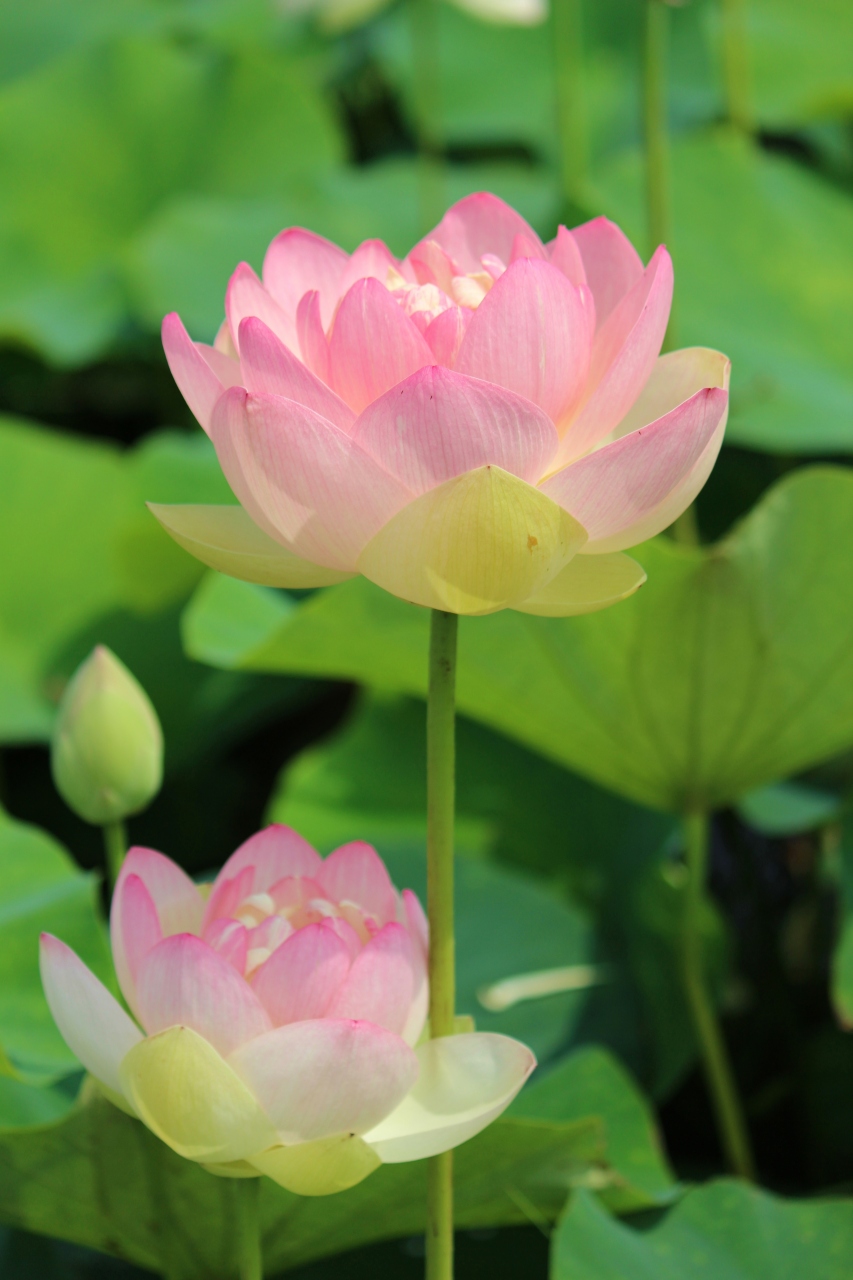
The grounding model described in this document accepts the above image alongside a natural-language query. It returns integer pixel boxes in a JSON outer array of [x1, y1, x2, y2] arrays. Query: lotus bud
[[51, 646, 163, 825]]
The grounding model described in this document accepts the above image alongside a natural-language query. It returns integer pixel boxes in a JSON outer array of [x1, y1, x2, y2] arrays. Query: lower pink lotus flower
[[40, 826, 534, 1195], [152, 192, 728, 617]]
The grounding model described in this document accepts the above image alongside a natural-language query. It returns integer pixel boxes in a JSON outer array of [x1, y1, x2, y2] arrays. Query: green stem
[[552, 0, 588, 219], [235, 1177, 263, 1280], [426, 609, 458, 1280], [642, 0, 675, 350], [720, 0, 754, 133], [409, 0, 444, 234], [102, 819, 127, 892], [681, 812, 755, 1181]]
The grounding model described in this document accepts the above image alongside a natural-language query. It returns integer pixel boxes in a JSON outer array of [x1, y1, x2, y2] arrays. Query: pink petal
[[110, 873, 162, 1014], [229, 1018, 418, 1142], [336, 239, 404, 298], [558, 246, 674, 461], [327, 278, 433, 414], [251, 922, 352, 1025], [226, 262, 295, 354], [206, 919, 249, 972], [262, 227, 348, 332], [40, 935, 143, 1099], [509, 232, 547, 263], [570, 216, 645, 328], [352, 365, 558, 493], [325, 922, 414, 1036], [455, 258, 590, 425], [323, 916, 363, 963], [201, 866, 254, 935], [408, 239, 456, 292], [419, 192, 545, 275], [547, 225, 587, 286], [317, 841, 398, 923], [135, 934, 272, 1055], [269, 875, 327, 912], [161, 313, 242, 436], [246, 915, 292, 953], [296, 290, 330, 384], [238, 316, 354, 432], [113, 847, 204, 939], [214, 386, 413, 569], [215, 826, 324, 898], [541, 386, 728, 550], [424, 305, 472, 366]]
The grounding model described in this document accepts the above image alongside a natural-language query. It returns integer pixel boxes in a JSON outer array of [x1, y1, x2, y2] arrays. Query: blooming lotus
[[40, 827, 534, 1195], [153, 193, 729, 617]]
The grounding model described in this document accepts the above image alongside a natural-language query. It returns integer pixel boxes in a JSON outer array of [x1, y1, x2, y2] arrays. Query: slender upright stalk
[[552, 0, 588, 219], [103, 819, 127, 892], [409, 0, 444, 234], [720, 0, 754, 133], [426, 609, 458, 1280], [235, 1178, 263, 1280], [681, 811, 755, 1181], [643, 0, 670, 257]]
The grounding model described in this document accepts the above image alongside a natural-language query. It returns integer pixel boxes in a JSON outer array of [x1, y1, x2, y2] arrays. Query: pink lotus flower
[[152, 193, 729, 617], [40, 826, 534, 1195]]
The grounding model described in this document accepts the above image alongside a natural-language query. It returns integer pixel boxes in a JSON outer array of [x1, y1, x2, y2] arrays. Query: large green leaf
[[183, 467, 853, 813], [0, 1091, 602, 1278], [551, 1180, 853, 1279], [592, 130, 853, 453]]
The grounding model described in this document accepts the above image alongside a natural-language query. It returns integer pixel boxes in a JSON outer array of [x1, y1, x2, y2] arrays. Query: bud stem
[[409, 0, 445, 234], [103, 819, 127, 892], [234, 1177, 263, 1280], [553, 0, 588, 219], [642, 0, 675, 350], [426, 609, 458, 1280]]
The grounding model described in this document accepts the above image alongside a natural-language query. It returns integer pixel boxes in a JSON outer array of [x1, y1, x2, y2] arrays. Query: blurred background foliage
[[1, 0, 853, 1274]]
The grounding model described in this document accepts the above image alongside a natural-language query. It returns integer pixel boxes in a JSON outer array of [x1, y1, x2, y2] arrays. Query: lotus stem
[[235, 1177, 263, 1280], [681, 811, 755, 1181], [103, 819, 127, 892], [553, 0, 588, 218], [409, 0, 445, 234], [720, 0, 754, 133], [642, 0, 675, 349], [426, 609, 458, 1280]]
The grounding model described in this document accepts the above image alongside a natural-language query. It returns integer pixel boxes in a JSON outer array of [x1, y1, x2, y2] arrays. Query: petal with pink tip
[[509, 232, 546, 263], [202, 866, 254, 935], [352, 366, 558, 494], [408, 239, 456, 292], [135, 934, 272, 1055], [327, 279, 433, 415], [262, 227, 348, 332], [513, 552, 647, 616], [206, 388, 299, 548], [420, 192, 544, 275], [559, 245, 674, 460], [215, 386, 413, 569], [547, 225, 586, 286], [40, 935, 142, 1099], [542, 386, 727, 551], [317, 841, 398, 923], [455, 259, 590, 424], [323, 915, 363, 963], [215, 825, 323, 898], [570, 216, 644, 328], [238, 317, 354, 431], [112, 847, 204, 941], [228, 1018, 418, 1142], [205, 919, 249, 972], [610, 346, 731, 441], [251, 922, 351, 1025], [226, 263, 295, 354], [296, 290, 330, 384], [424, 306, 471, 367], [110, 873, 162, 1013], [336, 239, 403, 298], [161, 313, 242, 436], [325, 923, 414, 1036]]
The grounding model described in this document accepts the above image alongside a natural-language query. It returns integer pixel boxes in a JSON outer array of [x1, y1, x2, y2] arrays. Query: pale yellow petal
[[147, 504, 355, 588], [120, 1026, 276, 1164], [357, 466, 587, 616], [513, 552, 646, 617], [610, 347, 731, 442], [202, 1160, 261, 1179], [249, 1133, 381, 1196]]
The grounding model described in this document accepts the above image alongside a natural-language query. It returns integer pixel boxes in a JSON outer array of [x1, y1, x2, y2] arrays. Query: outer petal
[[135, 934, 272, 1055], [40, 935, 143, 1100], [226, 263, 295, 354], [251, 923, 351, 1025], [262, 227, 348, 332], [216, 825, 323, 897], [455, 259, 590, 424], [513, 552, 647, 616], [238, 317, 355, 432], [541, 387, 728, 551], [148, 504, 356, 589], [362, 1032, 535, 1162], [109, 873, 162, 1014], [250, 1134, 380, 1195], [214, 387, 413, 570], [317, 841, 398, 922], [228, 1019, 418, 1142], [357, 465, 587, 616], [418, 192, 545, 275], [121, 1026, 275, 1163], [610, 346, 731, 440], [570, 216, 644, 328], [559, 246, 674, 460], [352, 366, 559, 493], [547, 225, 586, 286], [161, 313, 243, 436], [327, 278, 433, 414], [113, 847, 204, 940], [325, 923, 414, 1036]]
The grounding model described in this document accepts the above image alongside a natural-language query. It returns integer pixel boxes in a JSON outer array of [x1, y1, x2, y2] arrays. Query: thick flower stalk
[[152, 193, 729, 619], [40, 826, 534, 1196]]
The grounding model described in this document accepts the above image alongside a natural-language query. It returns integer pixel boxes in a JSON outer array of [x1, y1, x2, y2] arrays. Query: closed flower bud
[[51, 646, 163, 825]]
